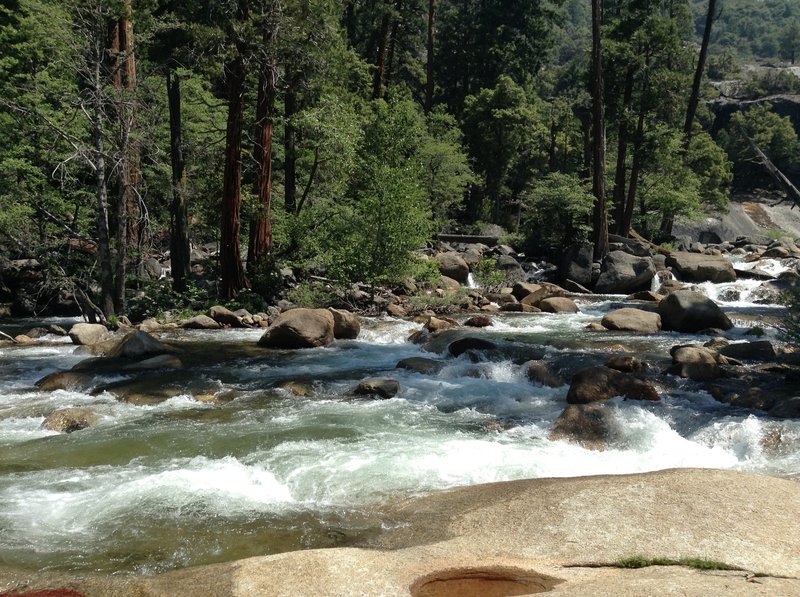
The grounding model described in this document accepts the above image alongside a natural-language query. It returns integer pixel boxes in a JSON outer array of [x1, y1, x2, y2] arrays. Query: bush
[[472, 257, 505, 292], [286, 281, 338, 308], [521, 173, 593, 254], [126, 279, 210, 323]]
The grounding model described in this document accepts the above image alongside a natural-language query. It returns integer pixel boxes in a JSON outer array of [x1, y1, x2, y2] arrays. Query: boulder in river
[[538, 297, 579, 313], [181, 315, 222, 330], [209, 305, 245, 328], [718, 340, 776, 361], [107, 331, 181, 360], [464, 315, 493, 328], [258, 308, 335, 349], [41, 407, 99, 433], [594, 251, 656, 294], [665, 252, 736, 283], [668, 344, 728, 381], [657, 290, 732, 333], [68, 323, 112, 346], [549, 403, 619, 450], [354, 378, 400, 399], [601, 308, 661, 333], [526, 361, 565, 387], [566, 366, 659, 404], [396, 357, 446, 375], [329, 308, 360, 339], [35, 371, 94, 392], [435, 252, 469, 284], [448, 337, 498, 357]]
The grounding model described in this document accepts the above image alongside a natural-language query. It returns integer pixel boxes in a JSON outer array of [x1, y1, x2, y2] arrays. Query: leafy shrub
[[472, 257, 505, 291], [126, 279, 209, 323], [286, 281, 338, 308]]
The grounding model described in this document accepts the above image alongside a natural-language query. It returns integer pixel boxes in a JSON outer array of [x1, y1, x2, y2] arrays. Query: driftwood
[[0, 330, 17, 343], [74, 287, 107, 326], [626, 229, 672, 256]]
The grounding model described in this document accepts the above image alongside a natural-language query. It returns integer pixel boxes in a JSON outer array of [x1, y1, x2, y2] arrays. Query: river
[[0, 267, 798, 575]]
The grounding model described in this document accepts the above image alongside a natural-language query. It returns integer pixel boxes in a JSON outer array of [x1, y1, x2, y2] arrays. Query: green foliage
[[247, 256, 284, 303], [521, 173, 594, 252], [315, 98, 437, 288], [706, 51, 740, 81], [286, 281, 337, 309], [718, 103, 800, 187], [472, 257, 506, 292], [126, 280, 210, 323], [408, 257, 443, 289], [739, 69, 800, 99], [407, 287, 470, 313], [462, 76, 548, 223], [614, 556, 742, 571], [685, 132, 732, 210]]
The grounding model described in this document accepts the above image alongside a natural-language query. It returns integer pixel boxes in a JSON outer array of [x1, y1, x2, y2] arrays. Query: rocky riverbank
[[1, 468, 798, 596]]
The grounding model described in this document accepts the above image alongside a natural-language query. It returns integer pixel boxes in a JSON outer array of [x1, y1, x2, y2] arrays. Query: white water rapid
[[0, 285, 798, 574]]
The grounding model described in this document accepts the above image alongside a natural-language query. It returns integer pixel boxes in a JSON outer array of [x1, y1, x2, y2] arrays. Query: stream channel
[[1, 264, 799, 575]]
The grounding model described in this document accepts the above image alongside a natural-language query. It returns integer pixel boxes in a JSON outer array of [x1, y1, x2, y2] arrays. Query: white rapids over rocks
[[0, 286, 798, 574]]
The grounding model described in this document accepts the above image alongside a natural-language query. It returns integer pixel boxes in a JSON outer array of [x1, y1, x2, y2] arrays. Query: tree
[[780, 19, 800, 64], [590, 0, 608, 258]]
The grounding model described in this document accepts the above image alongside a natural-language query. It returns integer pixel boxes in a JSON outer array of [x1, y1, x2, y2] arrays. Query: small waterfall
[[651, 270, 676, 293], [466, 273, 479, 289]]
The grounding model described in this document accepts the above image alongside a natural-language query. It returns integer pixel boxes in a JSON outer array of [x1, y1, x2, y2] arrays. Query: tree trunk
[[167, 68, 190, 292], [612, 68, 634, 236], [92, 51, 115, 318], [284, 83, 297, 214], [424, 0, 436, 112], [248, 12, 279, 267], [385, 0, 402, 91], [591, 0, 608, 260], [624, 95, 647, 238], [110, 0, 140, 313], [372, 0, 393, 100], [219, 4, 249, 300], [684, 0, 716, 148]]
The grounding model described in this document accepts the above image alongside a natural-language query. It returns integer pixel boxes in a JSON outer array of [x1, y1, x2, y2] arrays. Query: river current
[[1, 268, 799, 575]]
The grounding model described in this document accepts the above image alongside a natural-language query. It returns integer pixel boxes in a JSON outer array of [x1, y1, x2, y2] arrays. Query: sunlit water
[[0, 283, 798, 575]]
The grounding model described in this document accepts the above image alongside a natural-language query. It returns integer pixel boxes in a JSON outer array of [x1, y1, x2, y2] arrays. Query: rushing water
[[1, 272, 799, 575]]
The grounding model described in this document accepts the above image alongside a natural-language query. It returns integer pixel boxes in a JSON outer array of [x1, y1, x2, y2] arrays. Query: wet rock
[[566, 366, 660, 404], [107, 331, 181, 360], [41, 408, 99, 433], [122, 354, 184, 371], [258, 308, 335, 349], [665, 252, 736, 283], [279, 381, 314, 397], [594, 251, 656, 294], [605, 356, 644, 372], [601, 308, 661, 333], [435, 252, 469, 284], [448, 337, 498, 357], [769, 397, 800, 419], [585, 322, 606, 331], [35, 371, 94, 392], [329, 308, 360, 340], [48, 324, 68, 336], [396, 357, 446, 375], [14, 334, 34, 345], [354, 378, 400, 399], [517, 283, 566, 306], [181, 315, 222, 330], [549, 403, 619, 450], [526, 361, 565, 387], [423, 316, 459, 332], [538, 297, 579, 314], [563, 279, 593, 294], [626, 290, 663, 302], [209, 305, 244, 327], [69, 323, 112, 346], [24, 327, 50, 339], [485, 292, 517, 306], [668, 345, 727, 381], [657, 290, 732, 333], [718, 340, 776, 361], [464, 315, 493, 328]]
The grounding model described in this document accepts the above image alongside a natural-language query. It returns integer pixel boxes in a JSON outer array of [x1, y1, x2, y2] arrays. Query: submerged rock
[[448, 337, 498, 357], [549, 403, 619, 450], [396, 357, 446, 375], [526, 361, 565, 387], [258, 308, 335, 349], [354, 378, 400, 399], [107, 331, 181, 360], [41, 407, 99, 433]]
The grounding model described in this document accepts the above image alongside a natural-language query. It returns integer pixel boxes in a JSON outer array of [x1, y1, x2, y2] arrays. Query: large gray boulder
[[601, 308, 661, 333], [657, 290, 732, 333], [258, 308, 335, 349], [665, 252, 736, 283], [668, 344, 728, 380], [566, 366, 660, 404], [209, 305, 245, 327], [68, 323, 111, 346], [435, 252, 469, 284], [181, 315, 222, 330], [594, 251, 656, 294]]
